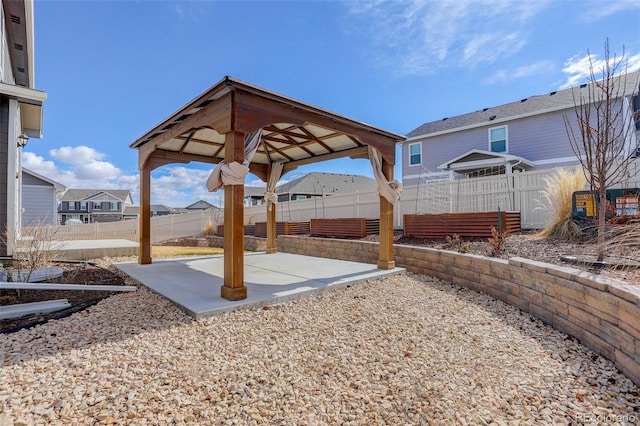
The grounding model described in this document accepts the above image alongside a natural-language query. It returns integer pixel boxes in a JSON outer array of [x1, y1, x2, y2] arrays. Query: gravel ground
[[1, 270, 639, 425]]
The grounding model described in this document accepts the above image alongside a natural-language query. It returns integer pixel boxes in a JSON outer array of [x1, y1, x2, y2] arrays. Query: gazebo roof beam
[[296, 126, 338, 152], [262, 140, 295, 161], [282, 145, 369, 173], [178, 131, 196, 154]]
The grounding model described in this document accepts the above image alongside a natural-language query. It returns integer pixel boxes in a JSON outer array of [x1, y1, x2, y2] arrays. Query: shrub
[[484, 226, 505, 257], [537, 167, 586, 238]]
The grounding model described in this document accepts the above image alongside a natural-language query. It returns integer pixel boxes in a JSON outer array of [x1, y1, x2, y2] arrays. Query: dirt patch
[[1, 262, 130, 333]]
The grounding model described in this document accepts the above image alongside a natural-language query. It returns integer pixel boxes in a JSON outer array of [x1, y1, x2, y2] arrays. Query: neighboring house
[[184, 200, 218, 211], [21, 168, 65, 226], [402, 71, 640, 186], [0, 0, 46, 255], [244, 186, 266, 206], [123, 204, 172, 220], [275, 172, 378, 202], [58, 189, 134, 224]]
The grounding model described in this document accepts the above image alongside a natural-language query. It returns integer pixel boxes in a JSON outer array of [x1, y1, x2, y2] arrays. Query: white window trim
[[408, 142, 422, 167], [68, 202, 75, 211], [488, 125, 508, 153]]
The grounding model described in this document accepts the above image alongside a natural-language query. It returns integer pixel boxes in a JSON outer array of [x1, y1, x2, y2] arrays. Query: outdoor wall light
[[17, 133, 29, 148]]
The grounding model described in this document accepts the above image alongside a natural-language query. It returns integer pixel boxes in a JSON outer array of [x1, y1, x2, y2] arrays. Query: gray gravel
[[1, 273, 638, 425]]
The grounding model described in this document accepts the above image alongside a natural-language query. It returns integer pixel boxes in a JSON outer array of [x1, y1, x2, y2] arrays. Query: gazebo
[[130, 76, 405, 301]]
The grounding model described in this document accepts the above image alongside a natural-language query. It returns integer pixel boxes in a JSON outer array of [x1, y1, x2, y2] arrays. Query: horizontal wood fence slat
[[310, 218, 379, 238], [403, 211, 521, 238], [254, 222, 310, 238]]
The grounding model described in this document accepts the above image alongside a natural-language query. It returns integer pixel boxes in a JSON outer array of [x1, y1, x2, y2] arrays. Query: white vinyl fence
[[27, 167, 640, 242], [24, 210, 220, 245]]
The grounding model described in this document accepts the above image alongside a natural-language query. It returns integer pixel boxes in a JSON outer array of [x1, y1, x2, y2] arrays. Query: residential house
[[402, 71, 640, 186], [274, 172, 377, 202], [58, 189, 134, 224], [184, 200, 218, 211], [123, 204, 172, 220], [0, 0, 46, 255], [21, 168, 65, 226], [244, 186, 266, 206]]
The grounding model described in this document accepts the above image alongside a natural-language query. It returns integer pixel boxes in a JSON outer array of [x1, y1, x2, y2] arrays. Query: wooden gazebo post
[[138, 164, 152, 264], [221, 130, 248, 301], [377, 156, 395, 269], [266, 163, 278, 254]]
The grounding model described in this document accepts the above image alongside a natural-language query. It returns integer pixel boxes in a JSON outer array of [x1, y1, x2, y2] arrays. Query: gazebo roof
[[130, 76, 404, 179]]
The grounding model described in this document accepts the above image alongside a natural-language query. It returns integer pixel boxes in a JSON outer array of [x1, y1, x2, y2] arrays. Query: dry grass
[[203, 218, 215, 235], [537, 167, 586, 238], [151, 245, 224, 258], [604, 221, 640, 263]]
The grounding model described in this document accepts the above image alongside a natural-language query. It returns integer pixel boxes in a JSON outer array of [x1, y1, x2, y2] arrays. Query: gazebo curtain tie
[[369, 145, 403, 204], [206, 129, 262, 192], [264, 162, 284, 205]]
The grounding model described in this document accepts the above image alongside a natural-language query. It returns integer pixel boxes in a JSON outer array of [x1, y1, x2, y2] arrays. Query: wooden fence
[[310, 218, 380, 238], [254, 222, 310, 238], [403, 211, 521, 238]]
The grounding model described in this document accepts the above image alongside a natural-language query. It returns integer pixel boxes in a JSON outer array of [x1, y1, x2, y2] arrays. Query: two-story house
[[58, 189, 134, 224], [0, 0, 46, 255], [402, 71, 640, 186]]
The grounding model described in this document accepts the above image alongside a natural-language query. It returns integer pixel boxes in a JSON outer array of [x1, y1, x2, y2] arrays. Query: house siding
[[401, 84, 640, 185], [0, 97, 8, 256], [403, 102, 630, 186], [22, 185, 57, 226]]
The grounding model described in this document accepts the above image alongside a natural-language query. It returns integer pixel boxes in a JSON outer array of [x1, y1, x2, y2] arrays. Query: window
[[297, 195, 307, 200], [80, 202, 87, 211], [93, 202, 102, 210], [409, 143, 422, 166], [489, 126, 507, 153], [68, 202, 75, 211], [110, 202, 118, 210]]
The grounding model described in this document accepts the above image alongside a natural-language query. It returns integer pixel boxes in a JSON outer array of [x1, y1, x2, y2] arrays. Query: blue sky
[[24, 0, 640, 207]]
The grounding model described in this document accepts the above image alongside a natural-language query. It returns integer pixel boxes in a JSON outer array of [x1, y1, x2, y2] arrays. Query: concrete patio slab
[[115, 252, 405, 319]]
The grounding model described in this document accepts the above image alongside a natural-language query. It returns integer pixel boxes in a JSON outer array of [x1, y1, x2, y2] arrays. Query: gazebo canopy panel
[[131, 76, 405, 179]]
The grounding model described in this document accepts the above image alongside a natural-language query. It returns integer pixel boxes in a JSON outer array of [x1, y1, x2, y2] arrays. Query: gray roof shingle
[[59, 189, 132, 202], [407, 71, 640, 138], [276, 172, 377, 195]]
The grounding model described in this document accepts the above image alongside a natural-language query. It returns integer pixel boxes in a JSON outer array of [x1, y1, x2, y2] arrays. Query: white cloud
[[462, 33, 526, 67], [485, 60, 556, 84], [148, 166, 221, 207], [50, 146, 106, 165], [578, 0, 640, 22], [23, 145, 126, 191], [560, 51, 640, 89], [345, 0, 548, 75], [22, 152, 76, 186]]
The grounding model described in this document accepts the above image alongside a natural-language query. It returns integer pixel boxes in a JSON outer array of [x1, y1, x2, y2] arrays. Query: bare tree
[[564, 40, 640, 260]]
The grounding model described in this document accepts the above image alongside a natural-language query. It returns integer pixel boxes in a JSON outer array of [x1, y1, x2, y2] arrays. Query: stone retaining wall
[[278, 235, 640, 386]]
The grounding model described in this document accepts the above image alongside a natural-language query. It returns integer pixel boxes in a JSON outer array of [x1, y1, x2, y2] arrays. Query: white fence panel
[[30, 167, 630, 242], [23, 210, 222, 245]]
